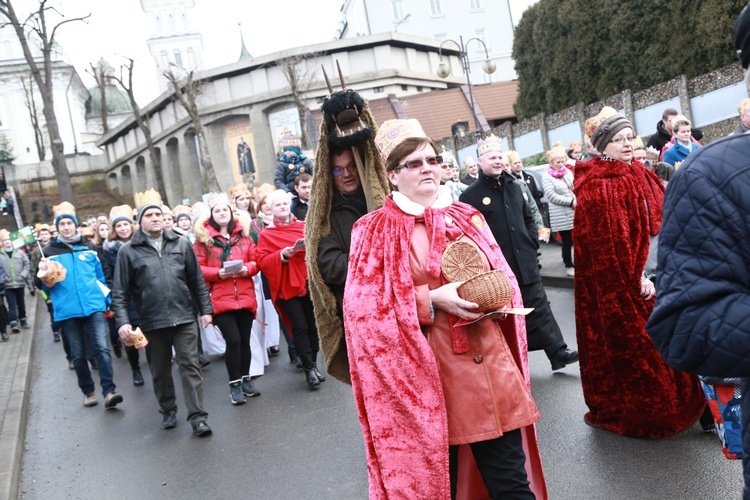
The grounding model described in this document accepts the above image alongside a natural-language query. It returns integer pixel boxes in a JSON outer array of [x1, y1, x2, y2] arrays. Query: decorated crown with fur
[[53, 201, 76, 219], [375, 119, 427, 161], [228, 182, 250, 201], [206, 192, 232, 210], [476, 134, 503, 157]]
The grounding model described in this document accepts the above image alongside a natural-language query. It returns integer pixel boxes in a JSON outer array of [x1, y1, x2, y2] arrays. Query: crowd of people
[[4, 7, 750, 496]]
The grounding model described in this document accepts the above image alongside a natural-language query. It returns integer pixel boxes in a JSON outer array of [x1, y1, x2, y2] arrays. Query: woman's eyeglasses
[[332, 164, 356, 177], [397, 155, 443, 171], [611, 136, 636, 144]]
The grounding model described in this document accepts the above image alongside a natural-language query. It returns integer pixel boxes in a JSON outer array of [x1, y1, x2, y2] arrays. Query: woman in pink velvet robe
[[343, 125, 548, 500]]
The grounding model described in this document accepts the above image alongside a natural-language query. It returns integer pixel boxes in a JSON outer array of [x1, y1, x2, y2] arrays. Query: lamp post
[[437, 36, 496, 137]]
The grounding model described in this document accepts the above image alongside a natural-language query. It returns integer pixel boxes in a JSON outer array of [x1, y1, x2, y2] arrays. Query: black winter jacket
[[112, 229, 212, 332], [460, 171, 540, 286], [646, 119, 704, 153], [317, 190, 367, 310]]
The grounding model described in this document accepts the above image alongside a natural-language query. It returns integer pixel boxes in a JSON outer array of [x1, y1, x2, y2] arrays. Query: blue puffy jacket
[[42, 237, 110, 322]]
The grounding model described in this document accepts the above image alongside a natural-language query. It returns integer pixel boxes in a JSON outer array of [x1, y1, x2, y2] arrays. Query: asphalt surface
[[19, 287, 743, 499]]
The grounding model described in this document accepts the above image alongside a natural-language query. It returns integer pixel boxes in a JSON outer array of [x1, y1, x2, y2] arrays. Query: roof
[[312, 80, 519, 142]]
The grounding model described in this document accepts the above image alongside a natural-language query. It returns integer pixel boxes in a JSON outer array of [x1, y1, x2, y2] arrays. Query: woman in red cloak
[[343, 119, 547, 499], [573, 108, 706, 438], [255, 190, 324, 389]]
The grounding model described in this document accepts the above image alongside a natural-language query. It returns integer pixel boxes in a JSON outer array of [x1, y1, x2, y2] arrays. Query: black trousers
[[278, 294, 319, 369], [449, 429, 534, 500], [559, 229, 574, 268], [213, 309, 254, 381], [520, 280, 567, 358]]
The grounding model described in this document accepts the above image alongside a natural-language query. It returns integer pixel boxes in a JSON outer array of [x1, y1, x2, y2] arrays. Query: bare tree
[[163, 68, 220, 193], [19, 75, 45, 161], [110, 57, 167, 201], [0, 0, 87, 203], [87, 61, 108, 133], [276, 52, 320, 150]]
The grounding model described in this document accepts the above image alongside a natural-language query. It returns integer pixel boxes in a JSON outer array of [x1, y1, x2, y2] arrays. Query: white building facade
[[336, 0, 518, 83]]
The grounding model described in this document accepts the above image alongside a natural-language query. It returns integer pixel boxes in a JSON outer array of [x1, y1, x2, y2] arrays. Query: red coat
[[255, 219, 308, 302], [193, 218, 259, 316]]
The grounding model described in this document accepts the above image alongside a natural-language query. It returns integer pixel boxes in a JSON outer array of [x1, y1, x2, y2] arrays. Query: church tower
[[139, 0, 204, 91]]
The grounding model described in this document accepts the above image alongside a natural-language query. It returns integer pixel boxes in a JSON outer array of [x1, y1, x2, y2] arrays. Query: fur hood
[[193, 212, 252, 246]]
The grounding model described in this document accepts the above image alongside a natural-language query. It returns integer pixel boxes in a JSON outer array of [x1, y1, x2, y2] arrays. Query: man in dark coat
[[460, 135, 578, 371], [460, 156, 479, 185], [648, 5, 750, 494]]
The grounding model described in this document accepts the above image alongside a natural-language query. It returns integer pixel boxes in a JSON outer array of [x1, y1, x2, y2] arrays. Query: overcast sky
[[54, 0, 537, 106]]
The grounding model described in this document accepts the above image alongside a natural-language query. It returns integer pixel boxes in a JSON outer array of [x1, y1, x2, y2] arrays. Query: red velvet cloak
[[573, 159, 704, 438], [255, 220, 307, 333], [343, 195, 547, 499]]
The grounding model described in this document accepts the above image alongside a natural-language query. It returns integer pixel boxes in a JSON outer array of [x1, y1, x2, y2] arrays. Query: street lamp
[[437, 36, 496, 136]]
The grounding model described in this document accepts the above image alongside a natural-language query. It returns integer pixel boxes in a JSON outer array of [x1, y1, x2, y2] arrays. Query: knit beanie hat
[[591, 114, 632, 153]]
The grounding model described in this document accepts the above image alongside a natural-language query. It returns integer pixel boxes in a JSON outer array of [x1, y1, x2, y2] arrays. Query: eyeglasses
[[332, 164, 356, 177], [611, 136, 636, 144], [396, 155, 443, 172]]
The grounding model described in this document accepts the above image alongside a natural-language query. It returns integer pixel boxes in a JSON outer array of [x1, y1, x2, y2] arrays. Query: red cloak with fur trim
[[343, 195, 547, 499], [255, 219, 307, 333], [573, 158, 704, 438]]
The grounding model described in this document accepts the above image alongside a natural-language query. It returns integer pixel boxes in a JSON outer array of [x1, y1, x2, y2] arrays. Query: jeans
[[6, 287, 26, 323], [61, 312, 116, 396]]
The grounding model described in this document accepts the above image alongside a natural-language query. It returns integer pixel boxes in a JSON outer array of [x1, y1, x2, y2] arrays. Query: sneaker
[[240, 375, 260, 397], [20, 318, 29, 330], [566, 268, 575, 277], [103, 392, 123, 409], [161, 412, 177, 429], [83, 393, 97, 407], [229, 380, 246, 405], [53, 331, 61, 342], [267, 345, 280, 357], [191, 420, 212, 437], [10, 321, 19, 333], [132, 369, 144, 387], [1, 331, 8, 341]]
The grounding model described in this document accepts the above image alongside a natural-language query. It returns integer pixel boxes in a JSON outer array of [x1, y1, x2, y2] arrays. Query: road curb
[[0, 293, 38, 500]]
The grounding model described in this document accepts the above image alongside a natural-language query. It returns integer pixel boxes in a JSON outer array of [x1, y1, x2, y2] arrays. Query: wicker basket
[[457, 270, 512, 313], [441, 240, 484, 282]]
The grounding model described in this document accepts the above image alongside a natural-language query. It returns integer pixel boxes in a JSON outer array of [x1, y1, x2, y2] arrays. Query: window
[[155, 16, 163, 34], [174, 50, 183, 68], [430, 0, 443, 16], [481, 71, 494, 84], [186, 47, 196, 70], [160, 51, 170, 69], [392, 0, 404, 21], [469, 0, 482, 10], [168, 14, 176, 32], [401, 84, 408, 91], [416, 86, 423, 92], [474, 29, 489, 51], [374, 86, 385, 94]]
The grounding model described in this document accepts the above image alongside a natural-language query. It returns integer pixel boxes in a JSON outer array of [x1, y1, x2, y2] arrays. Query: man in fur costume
[[305, 85, 390, 383]]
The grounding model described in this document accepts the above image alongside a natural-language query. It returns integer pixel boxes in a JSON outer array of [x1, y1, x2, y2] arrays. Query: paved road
[[20, 288, 743, 499]]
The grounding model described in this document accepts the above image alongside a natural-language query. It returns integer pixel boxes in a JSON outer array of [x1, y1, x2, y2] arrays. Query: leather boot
[[302, 355, 320, 388], [312, 362, 326, 382]]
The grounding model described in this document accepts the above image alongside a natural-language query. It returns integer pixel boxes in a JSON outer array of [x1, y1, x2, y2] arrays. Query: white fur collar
[[392, 186, 453, 216]]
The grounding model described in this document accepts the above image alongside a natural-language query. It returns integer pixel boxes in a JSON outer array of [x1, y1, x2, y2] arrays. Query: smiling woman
[[342, 118, 548, 498]]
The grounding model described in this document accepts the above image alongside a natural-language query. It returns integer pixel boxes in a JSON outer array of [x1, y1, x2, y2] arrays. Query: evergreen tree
[[513, 0, 747, 120], [0, 133, 15, 163]]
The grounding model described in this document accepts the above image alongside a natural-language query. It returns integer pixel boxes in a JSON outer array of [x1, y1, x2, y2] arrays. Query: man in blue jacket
[[38, 202, 122, 409], [648, 5, 750, 496]]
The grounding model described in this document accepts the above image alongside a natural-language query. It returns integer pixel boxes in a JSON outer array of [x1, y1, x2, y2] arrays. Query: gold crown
[[172, 204, 191, 218], [546, 144, 568, 161], [133, 189, 163, 210], [632, 136, 645, 149], [374, 119, 427, 161], [476, 133, 503, 157], [585, 106, 618, 138], [37, 223, 50, 232], [568, 141, 582, 150], [228, 182, 251, 200], [52, 201, 76, 219], [206, 192, 231, 210], [672, 114, 690, 128], [161, 205, 173, 216], [506, 150, 520, 163], [109, 205, 133, 222]]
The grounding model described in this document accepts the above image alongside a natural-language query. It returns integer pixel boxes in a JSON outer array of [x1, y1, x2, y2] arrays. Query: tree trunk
[[194, 121, 220, 193]]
